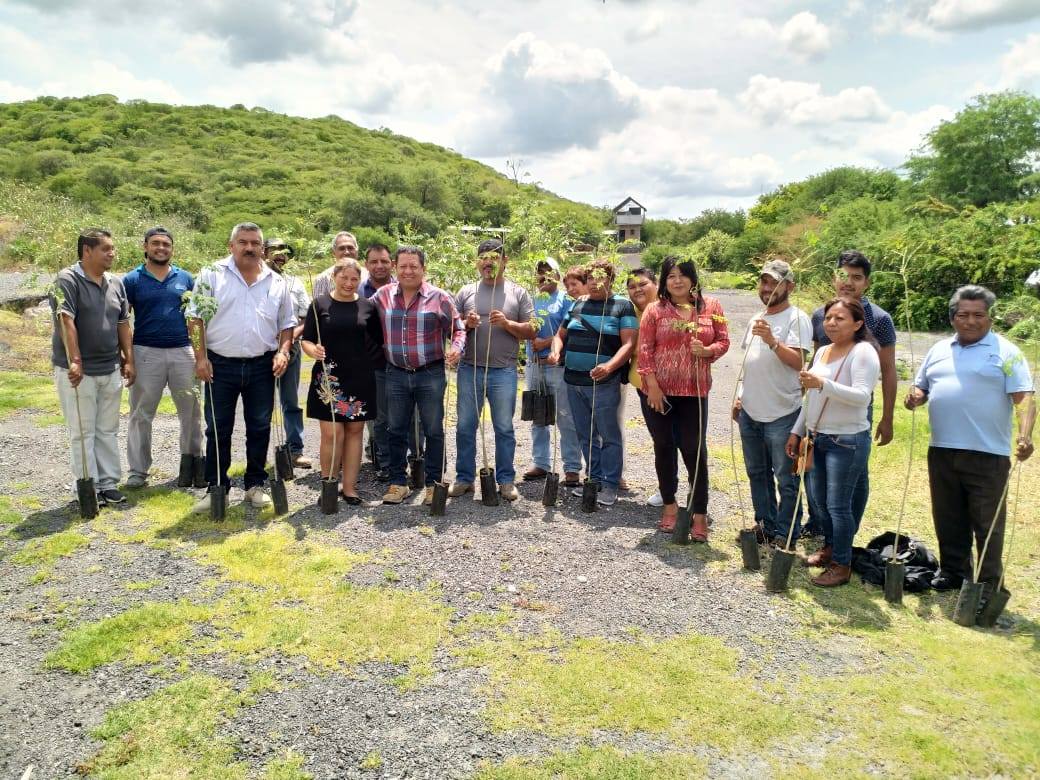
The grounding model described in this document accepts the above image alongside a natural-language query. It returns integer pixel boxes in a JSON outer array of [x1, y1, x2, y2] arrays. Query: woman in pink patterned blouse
[[637, 257, 730, 541]]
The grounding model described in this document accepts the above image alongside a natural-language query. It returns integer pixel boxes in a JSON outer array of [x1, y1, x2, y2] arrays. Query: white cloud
[[926, 0, 1040, 30], [624, 10, 666, 43], [739, 75, 892, 125], [740, 11, 832, 60], [854, 104, 953, 166], [997, 32, 1040, 90], [0, 80, 36, 102]]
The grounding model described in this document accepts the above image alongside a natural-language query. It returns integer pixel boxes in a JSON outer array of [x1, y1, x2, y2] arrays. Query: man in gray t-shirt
[[51, 229, 135, 505], [450, 239, 535, 501]]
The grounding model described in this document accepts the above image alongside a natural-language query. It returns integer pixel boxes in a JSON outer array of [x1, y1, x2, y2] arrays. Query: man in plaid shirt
[[371, 245, 465, 504]]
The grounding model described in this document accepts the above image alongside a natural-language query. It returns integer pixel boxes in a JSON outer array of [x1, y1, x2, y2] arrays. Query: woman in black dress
[[302, 259, 384, 503]]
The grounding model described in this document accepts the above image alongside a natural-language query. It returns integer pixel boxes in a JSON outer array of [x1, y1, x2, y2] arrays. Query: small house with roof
[[613, 196, 645, 243]]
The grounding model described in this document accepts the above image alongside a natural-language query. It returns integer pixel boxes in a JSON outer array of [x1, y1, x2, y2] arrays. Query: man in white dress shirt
[[188, 222, 296, 511]]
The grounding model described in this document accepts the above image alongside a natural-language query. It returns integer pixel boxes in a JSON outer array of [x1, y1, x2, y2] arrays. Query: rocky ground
[[0, 289, 949, 779]]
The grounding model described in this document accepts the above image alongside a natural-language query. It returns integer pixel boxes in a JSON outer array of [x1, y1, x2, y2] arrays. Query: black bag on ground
[[851, 532, 939, 593]]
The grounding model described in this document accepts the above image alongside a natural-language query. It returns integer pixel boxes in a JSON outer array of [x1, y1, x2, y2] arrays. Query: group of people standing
[[51, 225, 1034, 594]]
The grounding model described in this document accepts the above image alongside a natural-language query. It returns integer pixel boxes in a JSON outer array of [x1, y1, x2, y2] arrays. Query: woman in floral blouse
[[637, 257, 730, 541], [302, 259, 384, 503]]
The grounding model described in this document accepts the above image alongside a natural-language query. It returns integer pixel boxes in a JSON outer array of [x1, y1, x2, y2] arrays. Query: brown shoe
[[382, 485, 411, 504], [562, 472, 580, 487], [806, 545, 833, 568], [523, 467, 548, 481], [292, 454, 313, 469], [811, 563, 851, 587]]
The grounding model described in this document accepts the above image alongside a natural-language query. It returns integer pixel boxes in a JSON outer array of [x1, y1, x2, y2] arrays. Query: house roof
[[613, 196, 645, 213]]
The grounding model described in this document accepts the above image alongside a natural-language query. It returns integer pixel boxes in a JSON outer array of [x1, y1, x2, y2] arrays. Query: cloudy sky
[[1, 1, 1039, 218]]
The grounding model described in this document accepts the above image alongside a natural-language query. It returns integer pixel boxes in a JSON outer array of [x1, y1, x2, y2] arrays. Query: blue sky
[[1, 0, 1038, 218]]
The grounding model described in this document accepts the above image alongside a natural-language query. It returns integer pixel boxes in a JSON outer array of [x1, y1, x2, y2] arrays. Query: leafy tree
[[907, 91, 1040, 206]]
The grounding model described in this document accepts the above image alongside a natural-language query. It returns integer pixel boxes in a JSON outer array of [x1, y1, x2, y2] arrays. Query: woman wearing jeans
[[638, 257, 729, 541], [786, 297, 880, 586]]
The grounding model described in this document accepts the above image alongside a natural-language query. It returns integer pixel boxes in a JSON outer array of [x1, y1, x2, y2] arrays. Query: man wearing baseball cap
[[732, 258, 813, 546], [123, 226, 204, 489]]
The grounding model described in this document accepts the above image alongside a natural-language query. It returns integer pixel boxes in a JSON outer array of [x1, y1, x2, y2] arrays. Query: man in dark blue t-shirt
[[122, 227, 203, 488], [806, 249, 897, 534]]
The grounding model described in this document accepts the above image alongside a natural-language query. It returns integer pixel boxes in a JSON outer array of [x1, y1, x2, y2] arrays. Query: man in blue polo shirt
[[123, 227, 203, 489], [906, 285, 1034, 591]]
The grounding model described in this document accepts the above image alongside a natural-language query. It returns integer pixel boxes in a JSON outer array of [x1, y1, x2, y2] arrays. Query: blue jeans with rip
[[526, 362, 582, 474], [567, 381, 623, 490], [738, 408, 803, 540], [456, 362, 518, 485], [808, 430, 871, 566], [204, 351, 275, 490], [385, 363, 446, 487], [278, 343, 304, 455]]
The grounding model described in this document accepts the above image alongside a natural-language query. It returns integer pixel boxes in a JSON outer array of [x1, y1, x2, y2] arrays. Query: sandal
[[691, 514, 709, 543], [657, 506, 678, 533]]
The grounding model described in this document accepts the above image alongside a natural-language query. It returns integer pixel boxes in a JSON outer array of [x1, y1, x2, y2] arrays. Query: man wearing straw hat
[[905, 285, 1034, 591], [451, 238, 536, 502], [733, 259, 813, 546], [51, 228, 136, 506]]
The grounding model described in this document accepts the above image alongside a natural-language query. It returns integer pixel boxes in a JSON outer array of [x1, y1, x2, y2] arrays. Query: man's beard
[[147, 255, 171, 265], [763, 287, 788, 306]]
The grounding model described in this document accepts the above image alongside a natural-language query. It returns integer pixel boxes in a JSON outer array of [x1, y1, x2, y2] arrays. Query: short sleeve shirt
[[51, 263, 129, 376], [562, 295, 638, 386], [813, 297, 896, 348], [456, 279, 534, 368], [531, 289, 573, 359], [740, 306, 813, 422], [123, 264, 194, 349], [914, 331, 1033, 456]]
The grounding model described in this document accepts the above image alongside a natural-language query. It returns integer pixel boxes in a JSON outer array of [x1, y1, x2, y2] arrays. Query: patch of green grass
[[476, 746, 706, 779], [33, 413, 65, 427], [458, 629, 794, 749], [123, 579, 160, 592], [11, 527, 88, 568], [0, 495, 20, 526], [360, 750, 383, 771], [0, 370, 60, 418], [8, 481, 32, 491], [263, 750, 313, 780]]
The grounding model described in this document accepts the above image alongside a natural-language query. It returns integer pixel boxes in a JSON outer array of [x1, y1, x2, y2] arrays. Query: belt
[[389, 359, 444, 373], [209, 350, 275, 363]]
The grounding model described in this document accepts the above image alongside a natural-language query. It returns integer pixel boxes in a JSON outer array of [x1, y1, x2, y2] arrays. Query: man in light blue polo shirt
[[124, 227, 203, 489], [906, 285, 1035, 592]]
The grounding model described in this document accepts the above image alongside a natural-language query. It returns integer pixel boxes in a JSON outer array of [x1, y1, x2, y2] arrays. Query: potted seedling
[[476, 258, 501, 507], [766, 397, 811, 593], [51, 285, 99, 519], [409, 414, 425, 491], [975, 465, 1021, 627], [430, 370, 454, 517], [542, 377, 561, 508], [182, 274, 224, 519], [268, 381, 290, 516], [580, 265, 614, 513], [308, 274, 340, 516]]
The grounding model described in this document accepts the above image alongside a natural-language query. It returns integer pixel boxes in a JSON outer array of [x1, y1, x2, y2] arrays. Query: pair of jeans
[[526, 362, 582, 474], [807, 429, 871, 566], [369, 369, 391, 469], [54, 367, 123, 490], [567, 381, 623, 490], [127, 344, 203, 478], [456, 362, 518, 485], [806, 403, 872, 534], [386, 363, 446, 487], [203, 351, 275, 490], [278, 342, 304, 455], [738, 408, 802, 540], [639, 392, 708, 511]]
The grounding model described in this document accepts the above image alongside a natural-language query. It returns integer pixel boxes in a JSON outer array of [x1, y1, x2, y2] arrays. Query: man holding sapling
[[906, 285, 1035, 592], [187, 222, 297, 512], [732, 259, 813, 546], [451, 238, 536, 502], [808, 249, 897, 534], [263, 238, 312, 469], [123, 227, 203, 489], [51, 228, 136, 506]]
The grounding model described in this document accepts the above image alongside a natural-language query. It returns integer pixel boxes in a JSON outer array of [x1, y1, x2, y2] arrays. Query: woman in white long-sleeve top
[[786, 297, 880, 587]]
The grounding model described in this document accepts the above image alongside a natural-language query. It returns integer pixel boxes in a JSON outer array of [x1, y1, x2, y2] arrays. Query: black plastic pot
[[520, 391, 535, 421], [177, 454, 194, 487], [672, 507, 691, 545], [543, 394, 556, 426], [320, 480, 339, 515], [953, 580, 985, 626], [274, 445, 295, 481], [409, 457, 425, 490], [884, 561, 905, 604], [270, 478, 289, 515], [210, 485, 226, 521], [192, 455, 207, 488], [581, 479, 599, 513], [479, 468, 499, 507], [542, 473, 559, 507], [975, 586, 1011, 628], [766, 549, 796, 592], [430, 481, 448, 516], [739, 528, 761, 571], [76, 477, 98, 519]]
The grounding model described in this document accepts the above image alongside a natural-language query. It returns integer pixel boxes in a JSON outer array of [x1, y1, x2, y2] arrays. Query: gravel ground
[[0, 289, 930, 778]]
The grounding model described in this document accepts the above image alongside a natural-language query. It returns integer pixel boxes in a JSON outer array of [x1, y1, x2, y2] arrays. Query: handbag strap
[[809, 345, 854, 434]]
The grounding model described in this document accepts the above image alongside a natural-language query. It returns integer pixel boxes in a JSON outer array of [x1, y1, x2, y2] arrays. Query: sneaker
[[931, 571, 964, 591], [244, 486, 273, 508], [499, 483, 519, 501], [291, 454, 312, 469], [421, 487, 436, 506], [383, 484, 411, 504], [125, 474, 148, 489], [447, 482, 473, 497], [647, 491, 664, 507], [597, 486, 618, 506], [375, 468, 391, 483], [571, 486, 584, 497], [99, 488, 127, 505]]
